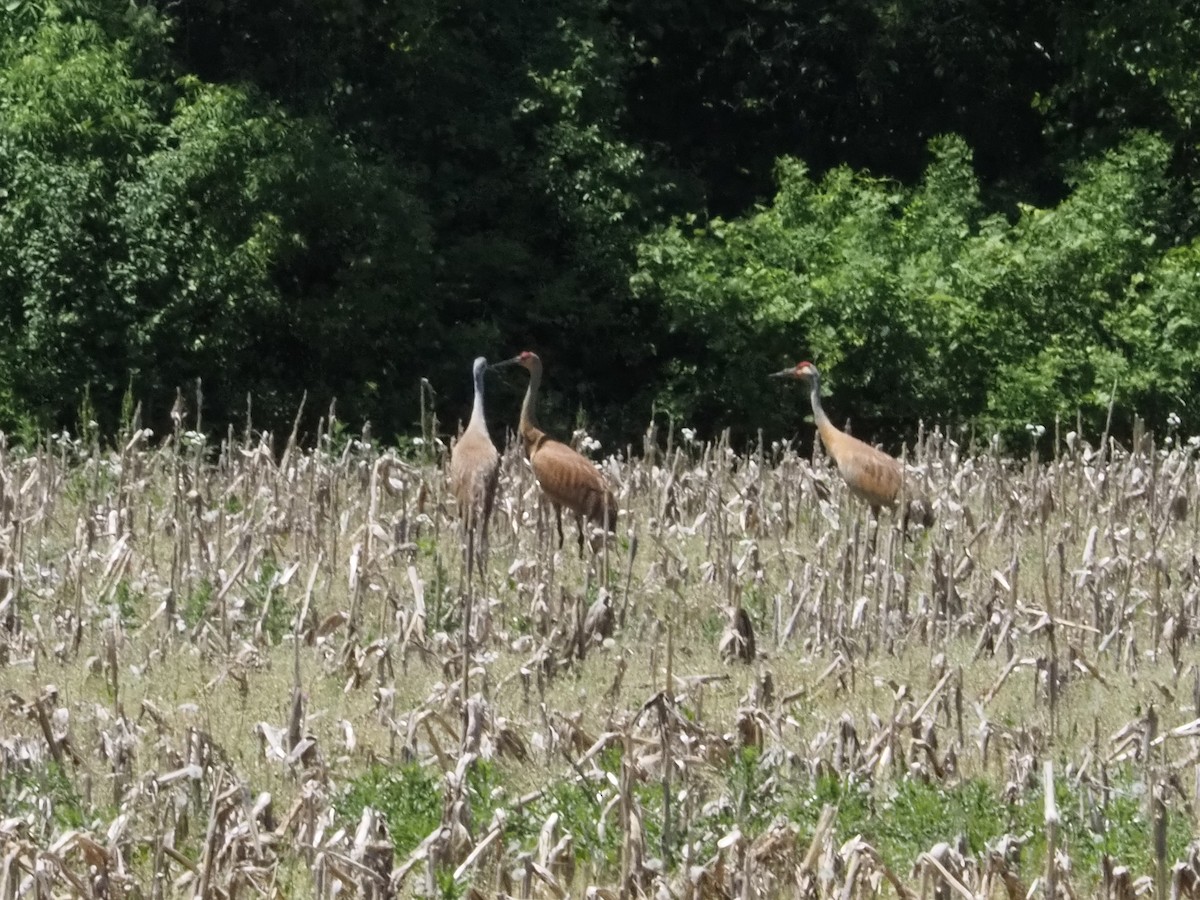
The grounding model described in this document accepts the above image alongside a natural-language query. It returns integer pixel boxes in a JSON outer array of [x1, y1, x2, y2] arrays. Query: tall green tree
[[609, 0, 1063, 215], [164, 0, 666, 440], [0, 14, 432, 434], [633, 133, 1175, 444]]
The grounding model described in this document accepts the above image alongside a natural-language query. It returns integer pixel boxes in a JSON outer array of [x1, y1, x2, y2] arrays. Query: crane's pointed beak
[[488, 357, 520, 372], [768, 368, 795, 379]]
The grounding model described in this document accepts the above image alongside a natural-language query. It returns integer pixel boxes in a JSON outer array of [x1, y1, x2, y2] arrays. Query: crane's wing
[[834, 437, 905, 508], [450, 432, 500, 524], [531, 439, 618, 528]]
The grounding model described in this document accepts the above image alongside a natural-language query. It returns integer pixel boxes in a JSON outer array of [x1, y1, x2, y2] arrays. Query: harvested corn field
[[2, 411, 1200, 899]]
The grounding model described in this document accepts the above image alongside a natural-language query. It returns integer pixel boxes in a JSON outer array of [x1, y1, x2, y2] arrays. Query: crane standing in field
[[770, 360, 933, 529], [450, 357, 501, 582], [493, 351, 618, 553]]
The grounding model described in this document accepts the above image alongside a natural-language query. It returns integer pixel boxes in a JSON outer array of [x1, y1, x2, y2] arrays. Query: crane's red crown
[[518, 350, 535, 361], [769, 359, 817, 380]]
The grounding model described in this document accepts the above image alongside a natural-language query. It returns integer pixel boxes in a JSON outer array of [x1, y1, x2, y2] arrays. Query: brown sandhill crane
[[450, 357, 501, 580], [770, 361, 933, 528], [493, 351, 618, 552]]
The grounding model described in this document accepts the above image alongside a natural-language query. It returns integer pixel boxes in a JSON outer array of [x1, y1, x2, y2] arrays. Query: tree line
[[2, 0, 1199, 451]]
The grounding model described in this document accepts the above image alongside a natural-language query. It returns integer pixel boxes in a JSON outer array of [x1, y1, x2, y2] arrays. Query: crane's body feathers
[[526, 434, 618, 530], [498, 351, 618, 550], [449, 357, 501, 576], [818, 422, 905, 510], [774, 361, 933, 527], [449, 430, 499, 528]]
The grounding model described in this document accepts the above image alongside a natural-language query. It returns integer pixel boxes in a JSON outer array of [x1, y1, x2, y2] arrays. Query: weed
[[113, 579, 144, 627], [338, 763, 442, 857], [243, 557, 291, 643], [869, 778, 1010, 871], [1, 763, 87, 833], [540, 775, 623, 869], [182, 578, 214, 628], [435, 868, 466, 899]]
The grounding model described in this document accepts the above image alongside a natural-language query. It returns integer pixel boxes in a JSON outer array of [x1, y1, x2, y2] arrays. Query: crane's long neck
[[467, 363, 488, 434], [807, 373, 837, 444], [519, 361, 546, 450]]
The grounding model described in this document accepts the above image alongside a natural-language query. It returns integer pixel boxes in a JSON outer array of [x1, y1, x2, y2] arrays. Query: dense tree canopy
[[1, 0, 1199, 450]]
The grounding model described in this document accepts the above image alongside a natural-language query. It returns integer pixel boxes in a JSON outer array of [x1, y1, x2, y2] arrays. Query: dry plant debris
[[1, 414, 1200, 897]]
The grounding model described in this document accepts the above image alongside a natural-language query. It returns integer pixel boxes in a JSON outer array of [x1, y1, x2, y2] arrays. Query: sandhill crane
[[450, 357, 501, 581], [493, 351, 617, 552], [771, 361, 933, 528]]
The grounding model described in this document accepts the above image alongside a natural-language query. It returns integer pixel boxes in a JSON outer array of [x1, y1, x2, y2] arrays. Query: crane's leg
[[554, 504, 565, 549], [463, 523, 474, 700], [455, 514, 470, 597], [464, 519, 476, 596], [478, 509, 490, 584], [575, 512, 586, 558], [868, 505, 881, 556]]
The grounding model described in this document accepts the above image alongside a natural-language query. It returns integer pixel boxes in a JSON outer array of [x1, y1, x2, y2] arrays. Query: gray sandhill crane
[[493, 351, 618, 552], [771, 361, 933, 528], [450, 357, 501, 580]]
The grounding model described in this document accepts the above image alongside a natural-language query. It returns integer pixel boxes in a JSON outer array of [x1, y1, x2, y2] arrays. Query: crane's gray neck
[[808, 373, 831, 429], [519, 362, 542, 433]]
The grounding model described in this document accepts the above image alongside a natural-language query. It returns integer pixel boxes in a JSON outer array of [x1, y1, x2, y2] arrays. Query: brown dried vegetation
[[1, 409, 1200, 897]]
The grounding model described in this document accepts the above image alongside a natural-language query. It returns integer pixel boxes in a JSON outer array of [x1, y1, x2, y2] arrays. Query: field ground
[[2, 415, 1200, 898]]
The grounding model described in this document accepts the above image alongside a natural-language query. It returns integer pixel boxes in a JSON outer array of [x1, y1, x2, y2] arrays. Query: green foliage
[[339, 759, 538, 867], [113, 578, 144, 626], [4, 0, 1200, 448], [864, 778, 1012, 870], [1045, 1, 1200, 211], [243, 557, 291, 644], [538, 772, 625, 869], [182, 578, 214, 629], [337, 763, 442, 857], [1, 762, 87, 834], [771, 770, 1191, 883], [611, 0, 1061, 215], [634, 132, 1177, 445], [0, 10, 433, 436]]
